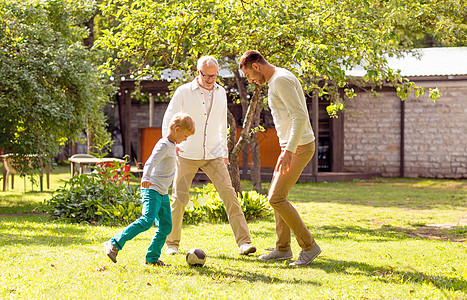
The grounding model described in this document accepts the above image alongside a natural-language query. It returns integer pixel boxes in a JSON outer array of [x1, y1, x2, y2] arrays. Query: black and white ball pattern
[[186, 248, 206, 266]]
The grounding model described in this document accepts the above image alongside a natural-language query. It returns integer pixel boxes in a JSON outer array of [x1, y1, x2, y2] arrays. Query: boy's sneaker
[[258, 249, 293, 261], [289, 244, 321, 266], [104, 241, 118, 263], [145, 260, 170, 267], [165, 247, 179, 255], [239, 243, 257, 255]]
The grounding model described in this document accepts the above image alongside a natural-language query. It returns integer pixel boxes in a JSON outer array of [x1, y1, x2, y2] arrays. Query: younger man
[[104, 113, 195, 266], [239, 50, 321, 266]]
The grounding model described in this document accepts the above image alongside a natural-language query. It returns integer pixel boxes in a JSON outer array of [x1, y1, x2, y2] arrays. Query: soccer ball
[[186, 248, 206, 266]]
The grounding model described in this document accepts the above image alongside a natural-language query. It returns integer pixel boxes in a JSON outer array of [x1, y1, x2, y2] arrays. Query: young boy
[[104, 113, 195, 266]]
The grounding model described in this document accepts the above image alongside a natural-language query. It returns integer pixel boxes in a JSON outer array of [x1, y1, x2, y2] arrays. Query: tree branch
[[173, 14, 199, 65], [231, 84, 261, 158]]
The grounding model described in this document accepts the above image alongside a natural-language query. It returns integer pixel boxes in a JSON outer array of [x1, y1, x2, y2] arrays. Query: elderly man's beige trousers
[[166, 157, 251, 248], [269, 141, 317, 252]]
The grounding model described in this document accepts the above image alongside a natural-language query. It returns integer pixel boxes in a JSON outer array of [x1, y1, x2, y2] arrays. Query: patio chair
[[95, 161, 131, 186], [119, 164, 131, 186], [2, 157, 19, 191], [2, 156, 49, 192]]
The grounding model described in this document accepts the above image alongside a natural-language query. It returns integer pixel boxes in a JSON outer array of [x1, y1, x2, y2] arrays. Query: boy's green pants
[[111, 188, 172, 263]]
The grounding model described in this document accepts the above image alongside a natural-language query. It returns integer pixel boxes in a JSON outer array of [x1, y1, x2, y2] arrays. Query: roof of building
[[345, 47, 467, 78]]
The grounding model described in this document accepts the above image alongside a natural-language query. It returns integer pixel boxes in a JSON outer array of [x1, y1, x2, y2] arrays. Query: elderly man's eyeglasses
[[199, 70, 218, 80]]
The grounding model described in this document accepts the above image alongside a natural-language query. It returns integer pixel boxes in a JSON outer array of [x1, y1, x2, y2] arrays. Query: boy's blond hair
[[169, 113, 195, 134]]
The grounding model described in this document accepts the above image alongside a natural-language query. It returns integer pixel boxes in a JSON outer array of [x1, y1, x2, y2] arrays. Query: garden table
[[68, 157, 125, 176]]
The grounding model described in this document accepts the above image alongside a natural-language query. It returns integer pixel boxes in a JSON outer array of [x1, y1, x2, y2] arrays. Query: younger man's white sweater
[[267, 67, 315, 153]]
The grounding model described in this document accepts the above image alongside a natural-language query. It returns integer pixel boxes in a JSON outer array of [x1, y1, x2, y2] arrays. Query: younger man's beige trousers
[[269, 141, 317, 252]]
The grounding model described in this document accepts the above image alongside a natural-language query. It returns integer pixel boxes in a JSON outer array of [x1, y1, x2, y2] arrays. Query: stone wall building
[[344, 47, 467, 179], [344, 89, 402, 177]]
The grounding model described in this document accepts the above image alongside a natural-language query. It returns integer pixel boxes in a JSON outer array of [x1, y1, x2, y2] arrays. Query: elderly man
[[162, 56, 256, 256], [239, 50, 321, 266]]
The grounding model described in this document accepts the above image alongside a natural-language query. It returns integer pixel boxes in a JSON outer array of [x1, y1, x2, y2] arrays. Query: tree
[[0, 0, 114, 174], [96, 0, 465, 191], [97, 0, 271, 192]]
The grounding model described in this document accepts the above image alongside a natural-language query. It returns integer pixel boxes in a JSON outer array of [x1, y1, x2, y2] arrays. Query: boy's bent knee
[[139, 217, 155, 231], [158, 225, 172, 237]]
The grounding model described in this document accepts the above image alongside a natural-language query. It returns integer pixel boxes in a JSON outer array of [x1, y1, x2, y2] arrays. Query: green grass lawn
[[1, 163, 466, 299]]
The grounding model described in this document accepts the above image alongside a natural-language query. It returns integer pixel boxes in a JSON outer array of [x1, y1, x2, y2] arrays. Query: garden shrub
[[238, 190, 272, 220], [46, 176, 271, 225], [183, 183, 272, 224], [45, 171, 141, 225]]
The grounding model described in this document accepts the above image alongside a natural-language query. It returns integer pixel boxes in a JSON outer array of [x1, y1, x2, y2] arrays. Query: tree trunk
[[233, 69, 250, 179], [86, 119, 91, 155], [234, 69, 249, 119], [249, 100, 264, 191], [232, 69, 265, 192], [227, 110, 241, 194], [227, 84, 262, 193], [83, 15, 95, 49]]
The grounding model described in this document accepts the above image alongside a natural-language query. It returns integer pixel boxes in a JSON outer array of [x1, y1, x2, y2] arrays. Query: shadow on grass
[[322, 224, 467, 243], [209, 254, 466, 293], [0, 192, 52, 214], [313, 257, 467, 294], [318, 224, 419, 242], [252, 221, 466, 243], [0, 216, 96, 247], [168, 259, 320, 286], [253, 223, 407, 242]]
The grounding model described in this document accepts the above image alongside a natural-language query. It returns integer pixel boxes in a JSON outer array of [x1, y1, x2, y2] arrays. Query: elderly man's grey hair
[[197, 56, 219, 70]]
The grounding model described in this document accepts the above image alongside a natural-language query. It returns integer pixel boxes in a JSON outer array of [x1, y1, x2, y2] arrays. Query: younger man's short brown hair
[[238, 50, 268, 69], [169, 113, 195, 135]]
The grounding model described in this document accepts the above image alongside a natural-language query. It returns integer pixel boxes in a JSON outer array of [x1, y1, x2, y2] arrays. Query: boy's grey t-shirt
[[141, 137, 177, 195]]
